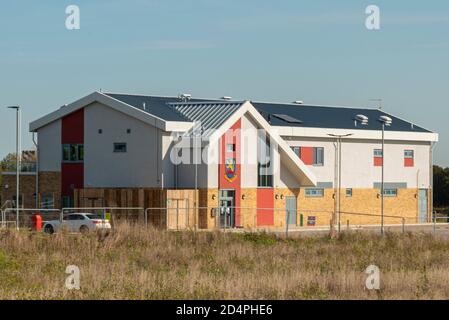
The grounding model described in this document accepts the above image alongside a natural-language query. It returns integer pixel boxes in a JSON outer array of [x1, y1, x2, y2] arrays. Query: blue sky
[[0, 0, 448, 165]]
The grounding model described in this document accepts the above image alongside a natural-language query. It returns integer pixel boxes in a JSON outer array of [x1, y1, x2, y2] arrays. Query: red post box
[[31, 214, 42, 232]]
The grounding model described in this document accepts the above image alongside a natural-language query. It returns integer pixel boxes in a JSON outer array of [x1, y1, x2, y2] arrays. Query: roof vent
[[354, 114, 369, 126], [379, 115, 392, 126], [292, 100, 304, 104], [221, 96, 232, 101], [179, 93, 192, 102], [142, 102, 147, 110]]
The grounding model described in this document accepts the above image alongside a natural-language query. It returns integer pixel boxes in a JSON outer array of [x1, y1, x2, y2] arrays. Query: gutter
[[32, 132, 39, 208]]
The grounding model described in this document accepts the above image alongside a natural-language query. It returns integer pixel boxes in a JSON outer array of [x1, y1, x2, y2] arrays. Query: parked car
[[43, 213, 111, 234]]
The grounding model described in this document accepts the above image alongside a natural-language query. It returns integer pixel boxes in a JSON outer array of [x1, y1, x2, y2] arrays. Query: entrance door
[[286, 196, 297, 226], [167, 199, 190, 230], [418, 189, 428, 223], [219, 190, 235, 228]]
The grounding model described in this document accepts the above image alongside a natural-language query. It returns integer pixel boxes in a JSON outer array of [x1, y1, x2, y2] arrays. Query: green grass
[[1, 225, 449, 299]]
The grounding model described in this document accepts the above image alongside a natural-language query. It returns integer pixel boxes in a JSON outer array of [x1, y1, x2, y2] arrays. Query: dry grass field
[[1, 224, 449, 299]]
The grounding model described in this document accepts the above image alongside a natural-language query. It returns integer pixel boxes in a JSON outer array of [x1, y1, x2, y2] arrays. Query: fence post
[[433, 214, 436, 235], [144, 208, 148, 228], [347, 219, 349, 231], [402, 217, 405, 234]]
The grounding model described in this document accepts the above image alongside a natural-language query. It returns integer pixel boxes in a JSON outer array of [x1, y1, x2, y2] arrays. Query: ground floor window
[[12, 195, 23, 208], [305, 188, 324, 197], [346, 188, 353, 197], [383, 189, 398, 197], [41, 195, 54, 209], [61, 196, 74, 208]]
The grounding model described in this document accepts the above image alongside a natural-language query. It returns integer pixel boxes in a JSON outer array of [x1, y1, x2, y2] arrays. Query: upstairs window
[[62, 144, 84, 162], [113, 143, 127, 153], [373, 149, 383, 166], [312, 147, 324, 166], [291, 146, 323, 166], [258, 133, 273, 187], [404, 150, 414, 167], [226, 143, 236, 152], [291, 146, 301, 158]]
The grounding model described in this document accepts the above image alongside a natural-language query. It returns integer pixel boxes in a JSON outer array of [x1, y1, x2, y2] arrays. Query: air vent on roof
[[221, 96, 232, 100], [354, 114, 369, 126], [272, 114, 303, 124], [292, 100, 304, 104], [379, 115, 392, 126], [179, 93, 192, 102], [142, 102, 147, 110]]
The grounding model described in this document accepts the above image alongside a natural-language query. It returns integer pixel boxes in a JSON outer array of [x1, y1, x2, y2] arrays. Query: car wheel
[[79, 225, 89, 234], [44, 225, 54, 234]]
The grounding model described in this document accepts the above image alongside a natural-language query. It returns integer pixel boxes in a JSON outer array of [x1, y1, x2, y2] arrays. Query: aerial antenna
[[369, 98, 383, 110]]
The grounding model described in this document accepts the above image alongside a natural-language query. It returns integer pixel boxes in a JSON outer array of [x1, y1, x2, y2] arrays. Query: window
[[98, 129, 103, 134], [41, 195, 54, 209], [383, 189, 397, 197], [346, 188, 353, 197], [127, 129, 131, 134], [62, 145, 70, 161], [305, 188, 324, 197], [291, 146, 301, 158], [12, 195, 23, 208], [373, 149, 383, 166], [292, 146, 324, 165], [404, 150, 414, 167], [113, 143, 127, 153], [62, 144, 84, 162], [61, 196, 74, 208], [64, 214, 85, 221], [226, 144, 236, 152], [258, 133, 273, 187], [313, 147, 324, 166]]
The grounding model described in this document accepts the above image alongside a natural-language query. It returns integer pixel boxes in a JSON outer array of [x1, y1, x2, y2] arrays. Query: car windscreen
[[86, 214, 104, 220]]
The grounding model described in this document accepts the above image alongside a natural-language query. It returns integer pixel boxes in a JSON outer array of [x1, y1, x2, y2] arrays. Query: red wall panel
[[374, 157, 383, 167], [257, 188, 274, 226], [62, 109, 84, 144], [61, 163, 84, 196], [404, 158, 414, 167], [61, 109, 84, 198], [219, 120, 241, 226], [300, 147, 313, 165]]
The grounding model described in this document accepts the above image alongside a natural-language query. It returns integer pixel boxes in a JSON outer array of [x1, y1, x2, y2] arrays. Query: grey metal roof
[[104, 93, 220, 122], [104, 93, 432, 133], [169, 101, 243, 135], [252, 102, 432, 133]]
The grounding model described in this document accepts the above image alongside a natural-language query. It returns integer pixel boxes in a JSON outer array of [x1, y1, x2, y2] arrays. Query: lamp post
[[327, 133, 353, 234], [193, 121, 200, 231], [378, 115, 392, 235], [7, 106, 21, 230]]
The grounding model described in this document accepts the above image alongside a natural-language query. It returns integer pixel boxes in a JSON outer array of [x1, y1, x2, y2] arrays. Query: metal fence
[[0, 206, 443, 237], [433, 214, 449, 234], [61, 207, 145, 227], [1, 208, 61, 230], [144, 206, 415, 236]]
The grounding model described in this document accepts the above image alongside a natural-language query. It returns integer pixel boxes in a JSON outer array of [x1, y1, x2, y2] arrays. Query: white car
[[43, 213, 111, 234]]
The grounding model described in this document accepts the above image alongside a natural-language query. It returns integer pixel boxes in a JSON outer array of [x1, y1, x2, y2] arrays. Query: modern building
[[23, 91, 438, 229]]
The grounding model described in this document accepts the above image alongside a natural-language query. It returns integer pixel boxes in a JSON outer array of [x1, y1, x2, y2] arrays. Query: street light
[[378, 115, 392, 235], [7, 106, 21, 230], [327, 133, 353, 234]]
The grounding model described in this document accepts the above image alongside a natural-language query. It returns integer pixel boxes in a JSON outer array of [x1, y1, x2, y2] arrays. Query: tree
[[433, 165, 449, 208], [0, 153, 17, 171]]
